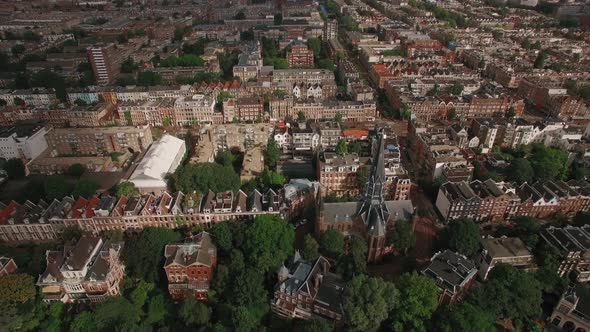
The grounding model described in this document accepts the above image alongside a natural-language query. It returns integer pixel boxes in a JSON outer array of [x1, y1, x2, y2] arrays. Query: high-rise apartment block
[[323, 19, 338, 41], [87, 43, 119, 85]]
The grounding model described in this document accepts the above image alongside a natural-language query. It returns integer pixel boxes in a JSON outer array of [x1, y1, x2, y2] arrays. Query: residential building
[[272, 255, 344, 322], [287, 42, 314, 68], [318, 121, 342, 150], [233, 42, 263, 81], [163, 232, 217, 301], [129, 134, 186, 194], [87, 43, 119, 85], [422, 250, 477, 305], [37, 236, 125, 303], [292, 122, 320, 152], [0, 123, 48, 161], [236, 97, 263, 122], [541, 226, 590, 283], [323, 19, 338, 41], [477, 237, 534, 280], [0, 256, 17, 276], [45, 126, 153, 156], [318, 152, 369, 198], [436, 181, 481, 222]]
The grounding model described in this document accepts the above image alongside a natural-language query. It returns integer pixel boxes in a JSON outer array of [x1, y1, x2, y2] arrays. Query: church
[[315, 129, 415, 262]]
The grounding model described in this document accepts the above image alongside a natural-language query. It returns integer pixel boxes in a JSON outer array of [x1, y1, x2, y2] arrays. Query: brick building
[[422, 250, 477, 305], [287, 42, 314, 68], [318, 152, 370, 198], [271, 255, 344, 322], [45, 126, 153, 156], [163, 232, 217, 301]]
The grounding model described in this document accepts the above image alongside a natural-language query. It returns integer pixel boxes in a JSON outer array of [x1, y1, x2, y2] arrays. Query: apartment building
[[422, 250, 477, 305], [436, 180, 590, 223], [408, 121, 473, 182], [318, 122, 342, 150], [478, 237, 534, 280], [0, 123, 48, 161], [87, 43, 119, 85], [541, 226, 590, 283], [318, 152, 370, 198], [323, 19, 338, 41], [550, 288, 590, 332], [45, 126, 153, 156], [174, 94, 217, 125], [0, 88, 58, 107], [233, 42, 263, 81], [0, 187, 285, 244], [164, 232, 217, 301], [236, 97, 264, 122], [37, 236, 125, 303], [292, 122, 320, 152], [0, 256, 17, 276], [271, 255, 344, 322], [118, 99, 177, 126], [287, 42, 314, 68]]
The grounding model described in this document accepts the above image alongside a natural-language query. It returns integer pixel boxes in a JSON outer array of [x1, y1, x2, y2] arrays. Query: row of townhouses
[[436, 179, 590, 222], [0, 180, 319, 243]]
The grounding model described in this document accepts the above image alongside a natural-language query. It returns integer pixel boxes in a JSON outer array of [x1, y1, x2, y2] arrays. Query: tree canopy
[[4, 158, 25, 179], [173, 162, 241, 194], [242, 215, 295, 272], [320, 229, 345, 258], [123, 227, 181, 282], [343, 275, 398, 332], [115, 181, 139, 198], [390, 272, 438, 332], [0, 274, 36, 308], [441, 218, 480, 256], [508, 158, 534, 184], [388, 219, 415, 253], [302, 234, 320, 261]]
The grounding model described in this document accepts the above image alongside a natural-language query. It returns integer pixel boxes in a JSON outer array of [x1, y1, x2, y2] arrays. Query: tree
[[234, 11, 246, 20], [242, 215, 295, 272], [273, 13, 283, 25], [137, 71, 163, 86], [307, 38, 322, 58], [442, 218, 480, 256], [179, 297, 210, 327], [300, 319, 332, 332], [72, 179, 99, 199], [231, 267, 267, 306], [264, 137, 281, 170], [338, 237, 368, 278], [506, 106, 516, 118], [61, 226, 82, 244], [260, 168, 286, 190], [391, 272, 438, 332], [115, 181, 139, 197], [124, 227, 181, 282], [434, 302, 496, 332], [297, 111, 306, 121], [4, 158, 25, 179], [11, 44, 25, 56], [335, 139, 348, 156], [343, 275, 398, 332], [210, 221, 233, 253], [508, 158, 534, 184], [534, 240, 566, 293], [302, 234, 320, 261], [388, 219, 415, 253], [70, 312, 97, 332], [511, 216, 540, 248], [66, 163, 86, 177], [449, 81, 464, 95], [318, 59, 335, 71], [173, 163, 241, 193], [334, 112, 343, 123], [533, 50, 548, 69], [0, 274, 36, 308], [468, 264, 542, 323], [120, 56, 138, 73], [45, 176, 72, 201], [129, 280, 154, 308], [529, 145, 568, 181], [94, 297, 142, 330], [320, 229, 345, 258]]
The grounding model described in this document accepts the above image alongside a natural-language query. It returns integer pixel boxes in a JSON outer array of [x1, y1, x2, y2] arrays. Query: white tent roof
[[130, 134, 185, 187]]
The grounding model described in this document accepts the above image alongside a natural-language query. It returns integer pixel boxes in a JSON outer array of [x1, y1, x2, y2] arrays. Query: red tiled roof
[[71, 197, 88, 219], [342, 129, 369, 138], [0, 201, 18, 225]]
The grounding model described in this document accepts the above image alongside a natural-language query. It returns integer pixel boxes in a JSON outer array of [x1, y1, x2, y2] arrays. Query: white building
[[0, 124, 48, 161], [129, 134, 186, 194]]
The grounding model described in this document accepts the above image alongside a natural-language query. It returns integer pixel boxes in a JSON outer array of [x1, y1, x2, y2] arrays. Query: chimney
[[314, 273, 320, 289]]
